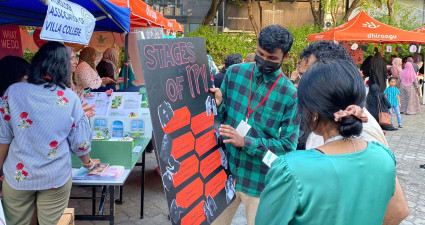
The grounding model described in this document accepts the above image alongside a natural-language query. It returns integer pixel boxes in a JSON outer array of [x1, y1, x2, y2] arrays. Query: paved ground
[[70, 106, 425, 225]]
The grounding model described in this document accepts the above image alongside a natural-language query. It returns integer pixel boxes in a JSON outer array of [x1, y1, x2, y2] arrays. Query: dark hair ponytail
[[298, 59, 366, 138], [28, 41, 70, 89]]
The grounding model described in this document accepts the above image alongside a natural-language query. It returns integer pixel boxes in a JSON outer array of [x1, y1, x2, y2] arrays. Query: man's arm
[[219, 93, 300, 158], [242, 98, 300, 158]]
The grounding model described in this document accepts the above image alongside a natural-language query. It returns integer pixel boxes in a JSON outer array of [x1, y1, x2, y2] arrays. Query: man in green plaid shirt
[[210, 25, 300, 225]]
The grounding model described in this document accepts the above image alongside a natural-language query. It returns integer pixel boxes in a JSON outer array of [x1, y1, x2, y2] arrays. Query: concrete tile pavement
[[71, 106, 425, 225]]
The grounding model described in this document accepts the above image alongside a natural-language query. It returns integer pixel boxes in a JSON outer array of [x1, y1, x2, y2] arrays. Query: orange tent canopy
[[169, 19, 184, 33], [308, 11, 425, 44], [109, 0, 184, 33]]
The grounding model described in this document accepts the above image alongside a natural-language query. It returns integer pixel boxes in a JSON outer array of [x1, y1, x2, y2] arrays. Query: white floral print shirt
[[0, 82, 92, 190]]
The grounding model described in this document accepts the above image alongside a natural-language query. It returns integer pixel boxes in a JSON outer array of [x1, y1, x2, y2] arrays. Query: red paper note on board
[[163, 107, 191, 134], [176, 178, 204, 208], [181, 200, 206, 225], [171, 132, 195, 160], [205, 170, 227, 198], [191, 111, 214, 135], [195, 129, 217, 157], [173, 155, 199, 188], [200, 150, 222, 178]]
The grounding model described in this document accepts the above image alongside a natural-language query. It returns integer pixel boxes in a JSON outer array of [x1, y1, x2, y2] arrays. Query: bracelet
[[86, 163, 95, 170], [83, 158, 91, 166], [83, 159, 92, 167]]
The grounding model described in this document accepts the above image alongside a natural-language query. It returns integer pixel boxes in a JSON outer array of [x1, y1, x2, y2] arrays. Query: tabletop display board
[[81, 91, 151, 139], [138, 37, 235, 225]]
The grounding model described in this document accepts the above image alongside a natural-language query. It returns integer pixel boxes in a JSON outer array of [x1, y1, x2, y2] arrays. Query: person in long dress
[[399, 62, 421, 115], [390, 58, 402, 88], [255, 59, 408, 225]]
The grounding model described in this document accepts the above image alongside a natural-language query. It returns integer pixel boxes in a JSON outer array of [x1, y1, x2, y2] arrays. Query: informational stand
[[138, 37, 235, 225], [71, 91, 152, 168], [71, 91, 152, 224]]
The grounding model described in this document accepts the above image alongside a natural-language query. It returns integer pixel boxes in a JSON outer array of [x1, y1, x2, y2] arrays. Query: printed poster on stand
[[0, 25, 23, 60], [138, 37, 235, 225]]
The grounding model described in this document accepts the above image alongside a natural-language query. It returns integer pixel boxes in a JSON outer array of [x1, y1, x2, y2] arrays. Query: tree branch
[[202, 0, 225, 27], [247, 0, 260, 37], [342, 0, 362, 22]]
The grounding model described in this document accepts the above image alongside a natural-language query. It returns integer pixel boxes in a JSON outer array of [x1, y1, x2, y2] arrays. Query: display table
[[70, 138, 150, 225]]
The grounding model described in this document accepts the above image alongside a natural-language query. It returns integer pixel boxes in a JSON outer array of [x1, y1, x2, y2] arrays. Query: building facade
[[145, 0, 315, 34], [145, 0, 211, 33]]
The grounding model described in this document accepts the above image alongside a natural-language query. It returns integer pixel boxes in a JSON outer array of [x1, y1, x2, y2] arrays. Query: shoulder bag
[[378, 96, 392, 126]]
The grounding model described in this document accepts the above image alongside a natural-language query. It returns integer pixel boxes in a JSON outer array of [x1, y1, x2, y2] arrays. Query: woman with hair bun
[[256, 59, 406, 225]]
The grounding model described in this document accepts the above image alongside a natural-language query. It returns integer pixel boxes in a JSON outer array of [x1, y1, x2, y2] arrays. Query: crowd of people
[[362, 51, 423, 131], [0, 24, 416, 225], [210, 25, 410, 225]]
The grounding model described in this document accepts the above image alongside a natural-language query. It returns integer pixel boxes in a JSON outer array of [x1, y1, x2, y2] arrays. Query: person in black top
[[214, 54, 242, 88], [363, 48, 388, 92], [366, 84, 397, 131], [96, 48, 123, 91]]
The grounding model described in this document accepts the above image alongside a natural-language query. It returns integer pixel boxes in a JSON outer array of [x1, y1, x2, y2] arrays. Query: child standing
[[384, 77, 402, 128]]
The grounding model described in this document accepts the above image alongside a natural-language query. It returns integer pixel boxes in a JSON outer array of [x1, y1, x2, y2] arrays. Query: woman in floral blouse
[[0, 42, 99, 225], [73, 47, 114, 98]]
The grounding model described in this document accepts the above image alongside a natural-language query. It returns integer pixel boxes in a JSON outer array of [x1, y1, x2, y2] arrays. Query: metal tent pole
[[124, 33, 129, 88]]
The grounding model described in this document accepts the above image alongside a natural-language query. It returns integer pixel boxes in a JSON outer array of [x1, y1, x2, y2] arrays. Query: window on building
[[131, 120, 144, 132], [94, 119, 107, 130], [146, 0, 182, 16], [112, 120, 124, 137]]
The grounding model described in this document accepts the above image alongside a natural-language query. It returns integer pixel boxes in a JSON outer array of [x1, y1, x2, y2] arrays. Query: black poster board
[[138, 37, 235, 225]]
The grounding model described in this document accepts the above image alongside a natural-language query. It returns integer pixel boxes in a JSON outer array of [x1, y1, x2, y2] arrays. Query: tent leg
[[381, 43, 384, 56], [124, 33, 129, 88]]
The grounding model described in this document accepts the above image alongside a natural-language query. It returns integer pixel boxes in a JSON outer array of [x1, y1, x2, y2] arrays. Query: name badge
[[235, 119, 251, 137], [262, 150, 278, 168]]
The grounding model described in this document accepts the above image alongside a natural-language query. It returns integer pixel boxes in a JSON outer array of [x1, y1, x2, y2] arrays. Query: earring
[[313, 117, 317, 122]]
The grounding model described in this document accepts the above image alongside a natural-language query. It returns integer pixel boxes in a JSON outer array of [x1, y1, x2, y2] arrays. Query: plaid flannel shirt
[[218, 62, 300, 197]]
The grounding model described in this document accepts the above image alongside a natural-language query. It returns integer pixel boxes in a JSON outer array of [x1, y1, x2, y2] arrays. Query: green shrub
[[188, 24, 322, 75], [188, 26, 257, 68]]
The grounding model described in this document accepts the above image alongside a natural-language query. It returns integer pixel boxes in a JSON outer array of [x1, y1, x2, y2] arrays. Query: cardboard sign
[[0, 25, 23, 60], [89, 32, 115, 52], [41, 0, 95, 45], [139, 37, 235, 225]]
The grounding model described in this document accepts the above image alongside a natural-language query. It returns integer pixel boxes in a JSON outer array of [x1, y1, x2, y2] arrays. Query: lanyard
[[246, 65, 283, 119], [324, 135, 345, 145]]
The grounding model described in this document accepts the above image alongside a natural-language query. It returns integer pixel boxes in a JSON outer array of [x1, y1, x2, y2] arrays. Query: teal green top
[[255, 142, 396, 225]]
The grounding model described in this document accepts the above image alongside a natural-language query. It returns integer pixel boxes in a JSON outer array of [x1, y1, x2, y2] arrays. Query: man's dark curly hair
[[225, 54, 242, 68], [258, 25, 293, 55], [300, 41, 353, 64]]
